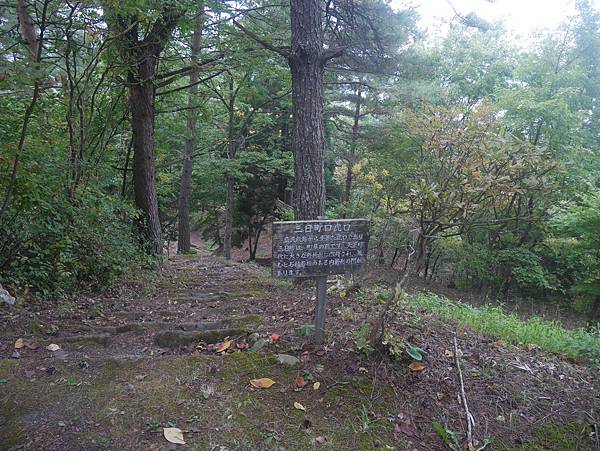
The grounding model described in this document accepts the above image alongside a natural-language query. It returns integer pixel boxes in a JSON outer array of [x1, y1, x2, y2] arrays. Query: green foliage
[[352, 323, 374, 356], [548, 192, 600, 316], [0, 191, 148, 298], [410, 292, 600, 365], [298, 324, 315, 337], [497, 248, 554, 293]]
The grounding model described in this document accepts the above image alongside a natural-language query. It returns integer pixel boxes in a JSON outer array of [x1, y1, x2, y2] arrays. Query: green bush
[[0, 190, 148, 298]]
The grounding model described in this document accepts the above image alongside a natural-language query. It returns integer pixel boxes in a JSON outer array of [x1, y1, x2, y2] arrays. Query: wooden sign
[[272, 219, 369, 278]]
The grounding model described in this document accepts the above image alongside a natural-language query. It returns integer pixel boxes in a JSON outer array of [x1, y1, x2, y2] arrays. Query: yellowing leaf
[[46, 344, 60, 352], [408, 362, 426, 372], [250, 378, 275, 389], [14, 339, 24, 349], [163, 427, 185, 444], [216, 340, 231, 353], [294, 402, 306, 411], [313, 381, 321, 390]]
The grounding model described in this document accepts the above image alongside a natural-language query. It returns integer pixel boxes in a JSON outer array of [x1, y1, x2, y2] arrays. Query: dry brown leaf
[[408, 362, 426, 372], [313, 381, 321, 390], [250, 378, 275, 389], [14, 338, 24, 349], [295, 375, 306, 388], [293, 401, 306, 411], [216, 340, 232, 353], [46, 344, 61, 352], [163, 427, 185, 444]]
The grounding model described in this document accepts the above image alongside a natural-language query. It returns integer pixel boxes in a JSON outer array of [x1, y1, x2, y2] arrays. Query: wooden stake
[[314, 276, 327, 345]]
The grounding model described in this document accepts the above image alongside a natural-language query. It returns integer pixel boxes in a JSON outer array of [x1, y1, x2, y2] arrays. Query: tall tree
[[108, 4, 181, 254], [177, 2, 204, 254]]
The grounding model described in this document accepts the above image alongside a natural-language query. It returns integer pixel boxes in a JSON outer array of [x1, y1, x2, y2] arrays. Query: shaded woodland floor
[[0, 238, 598, 450]]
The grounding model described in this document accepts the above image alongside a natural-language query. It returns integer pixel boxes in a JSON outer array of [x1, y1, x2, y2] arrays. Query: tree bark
[[223, 77, 236, 260], [178, 3, 204, 254], [111, 7, 181, 254], [129, 66, 162, 254], [288, 0, 327, 220], [224, 173, 234, 259], [344, 84, 362, 203]]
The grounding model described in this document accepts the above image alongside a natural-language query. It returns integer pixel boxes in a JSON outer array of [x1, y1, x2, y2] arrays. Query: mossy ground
[[0, 352, 402, 450], [2, 248, 598, 450]]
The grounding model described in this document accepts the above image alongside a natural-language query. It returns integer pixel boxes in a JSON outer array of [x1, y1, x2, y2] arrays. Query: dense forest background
[[1, 0, 599, 321]]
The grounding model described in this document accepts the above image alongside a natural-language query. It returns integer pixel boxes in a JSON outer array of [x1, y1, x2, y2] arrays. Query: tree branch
[[232, 19, 290, 58]]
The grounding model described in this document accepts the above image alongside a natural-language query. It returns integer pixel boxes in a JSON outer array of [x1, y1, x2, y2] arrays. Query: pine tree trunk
[[289, 0, 326, 220], [129, 67, 162, 254], [223, 173, 233, 259], [178, 3, 203, 254], [345, 84, 362, 203], [110, 7, 181, 255], [223, 80, 236, 260]]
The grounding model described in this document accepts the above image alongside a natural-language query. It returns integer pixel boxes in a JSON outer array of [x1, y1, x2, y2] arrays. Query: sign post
[[272, 219, 369, 345]]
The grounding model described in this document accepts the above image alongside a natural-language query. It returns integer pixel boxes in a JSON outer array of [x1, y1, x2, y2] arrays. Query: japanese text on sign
[[272, 219, 369, 278]]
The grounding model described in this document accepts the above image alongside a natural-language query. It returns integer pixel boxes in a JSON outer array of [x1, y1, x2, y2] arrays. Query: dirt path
[[1, 242, 599, 450]]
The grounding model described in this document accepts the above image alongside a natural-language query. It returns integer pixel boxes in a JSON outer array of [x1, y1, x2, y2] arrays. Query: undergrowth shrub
[[0, 190, 149, 298]]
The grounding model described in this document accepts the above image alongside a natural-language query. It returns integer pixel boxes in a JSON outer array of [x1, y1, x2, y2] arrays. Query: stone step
[[154, 328, 246, 348]]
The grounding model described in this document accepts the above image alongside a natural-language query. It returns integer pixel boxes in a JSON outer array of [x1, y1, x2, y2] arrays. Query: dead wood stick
[[454, 336, 475, 450]]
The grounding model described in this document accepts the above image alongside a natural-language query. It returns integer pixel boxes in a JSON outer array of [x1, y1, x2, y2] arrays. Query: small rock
[[126, 383, 134, 391], [11, 351, 20, 359], [0, 284, 15, 305], [277, 354, 299, 366], [250, 338, 267, 352], [58, 421, 66, 427]]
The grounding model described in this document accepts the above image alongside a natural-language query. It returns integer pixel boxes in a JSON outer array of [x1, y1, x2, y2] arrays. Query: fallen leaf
[[496, 339, 507, 346], [313, 381, 321, 390], [294, 401, 306, 411], [163, 427, 185, 445], [175, 399, 185, 406], [315, 436, 327, 444], [295, 375, 306, 388], [271, 333, 280, 342], [216, 340, 231, 353], [236, 341, 248, 350], [46, 344, 61, 352], [250, 378, 276, 389], [14, 339, 24, 349], [444, 350, 454, 358], [408, 362, 426, 372]]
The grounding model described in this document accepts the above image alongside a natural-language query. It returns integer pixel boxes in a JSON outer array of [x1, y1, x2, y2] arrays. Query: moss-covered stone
[[56, 334, 111, 346], [114, 323, 146, 334]]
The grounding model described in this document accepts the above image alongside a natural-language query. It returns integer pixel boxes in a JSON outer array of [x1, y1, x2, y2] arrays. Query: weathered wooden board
[[272, 219, 369, 278]]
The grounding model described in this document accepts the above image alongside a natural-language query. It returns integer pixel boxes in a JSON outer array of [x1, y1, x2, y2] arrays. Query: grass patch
[[408, 292, 600, 364]]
